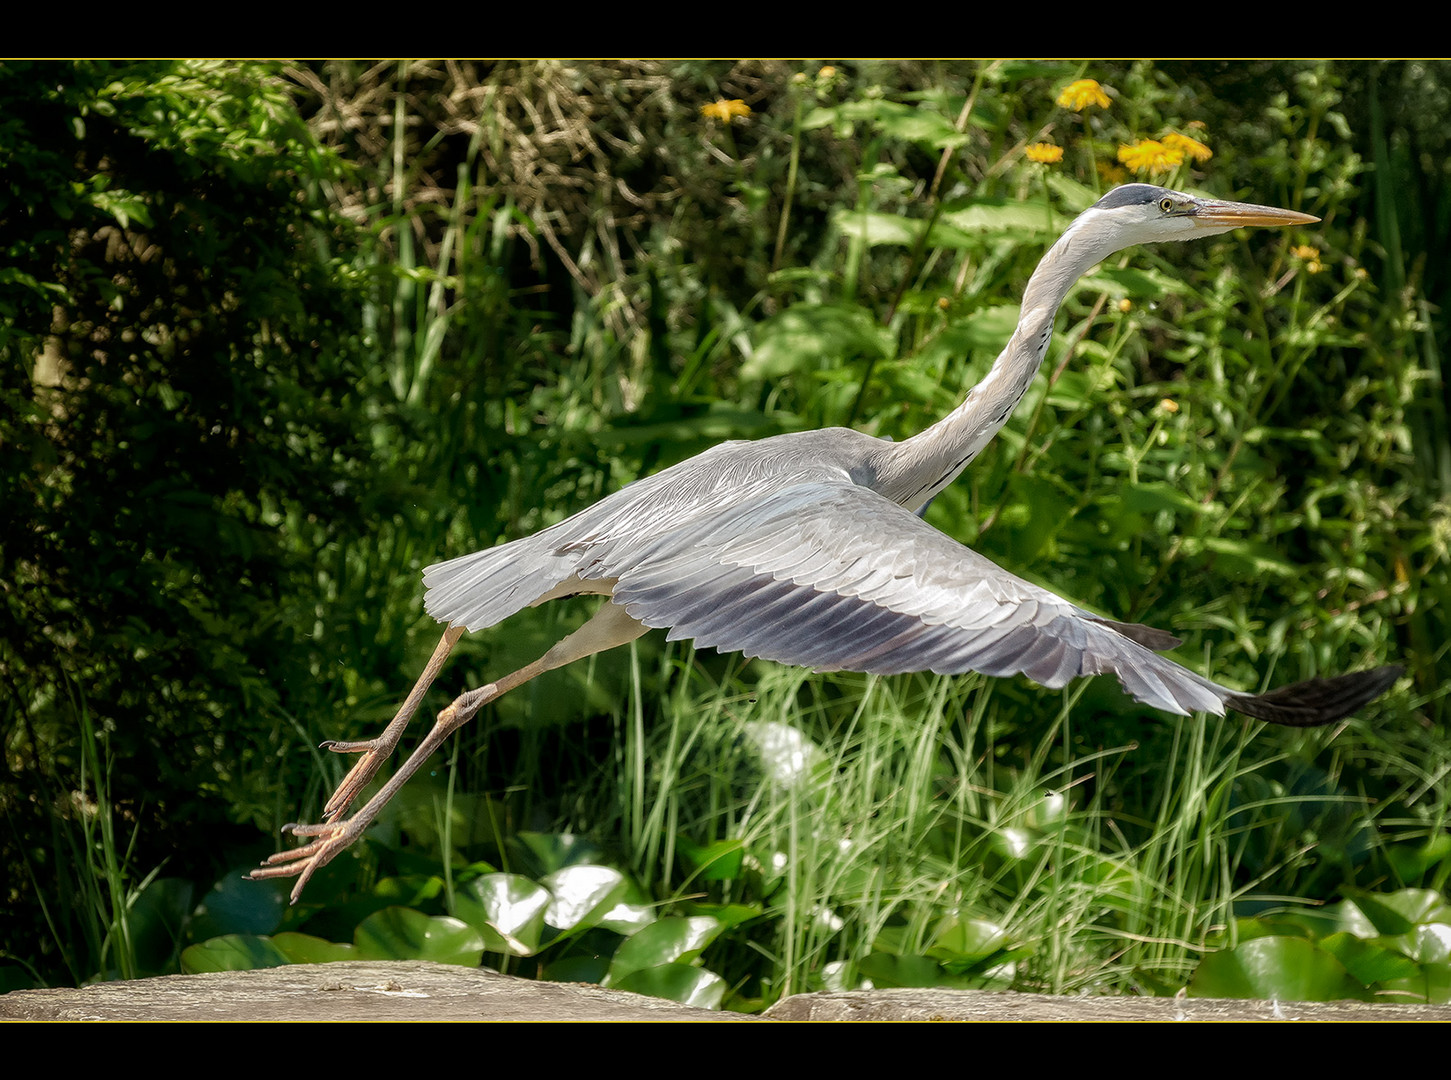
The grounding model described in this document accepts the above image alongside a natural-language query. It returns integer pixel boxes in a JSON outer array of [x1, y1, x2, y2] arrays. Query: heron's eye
[[1159, 196, 1175, 214]]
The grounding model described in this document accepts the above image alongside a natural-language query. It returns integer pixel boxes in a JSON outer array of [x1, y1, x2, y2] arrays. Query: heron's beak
[[1191, 199, 1319, 229]]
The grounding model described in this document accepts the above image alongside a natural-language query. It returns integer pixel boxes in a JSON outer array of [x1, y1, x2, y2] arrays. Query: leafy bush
[[0, 60, 390, 984]]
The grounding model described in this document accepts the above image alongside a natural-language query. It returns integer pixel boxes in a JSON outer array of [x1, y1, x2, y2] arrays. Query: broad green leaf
[[614, 963, 727, 1009], [677, 837, 746, 882], [127, 877, 196, 971], [1120, 481, 1209, 517], [1346, 888, 1451, 932], [1318, 932, 1421, 985], [607, 916, 723, 984], [271, 932, 359, 965], [354, 907, 485, 966], [742, 719, 828, 786], [1091, 264, 1192, 298], [453, 873, 551, 956], [541, 865, 628, 933], [859, 952, 972, 989], [1381, 961, 1451, 1005], [190, 870, 283, 940], [508, 832, 605, 877], [1189, 937, 1363, 1002], [935, 201, 1055, 239], [543, 954, 611, 985], [803, 100, 968, 150], [928, 915, 1009, 963], [1181, 536, 1297, 580], [181, 934, 290, 973], [991, 826, 1033, 862], [830, 208, 922, 248], [371, 874, 444, 906], [922, 306, 1023, 363], [596, 890, 657, 937], [1394, 923, 1451, 966], [684, 902, 762, 931], [1386, 836, 1451, 883]]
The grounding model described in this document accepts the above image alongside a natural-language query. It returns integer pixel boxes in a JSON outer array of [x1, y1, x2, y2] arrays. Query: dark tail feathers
[[1224, 665, 1403, 727]]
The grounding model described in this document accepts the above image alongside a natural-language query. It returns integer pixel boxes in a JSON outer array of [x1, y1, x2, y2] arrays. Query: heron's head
[[1077, 183, 1318, 253]]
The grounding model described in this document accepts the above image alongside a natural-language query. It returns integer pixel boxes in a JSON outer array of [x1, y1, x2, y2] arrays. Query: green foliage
[[0, 61, 390, 985], [1190, 887, 1451, 1003], [184, 831, 727, 1007]]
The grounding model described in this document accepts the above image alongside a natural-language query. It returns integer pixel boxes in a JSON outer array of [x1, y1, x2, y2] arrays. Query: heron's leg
[[251, 602, 649, 903], [319, 624, 466, 822]]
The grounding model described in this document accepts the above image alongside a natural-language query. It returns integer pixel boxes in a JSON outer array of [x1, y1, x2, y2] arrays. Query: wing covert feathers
[[422, 477, 1398, 727]]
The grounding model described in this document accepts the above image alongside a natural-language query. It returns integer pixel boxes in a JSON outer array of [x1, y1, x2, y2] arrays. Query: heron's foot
[[318, 735, 400, 822], [254, 682, 505, 903], [248, 818, 365, 904]]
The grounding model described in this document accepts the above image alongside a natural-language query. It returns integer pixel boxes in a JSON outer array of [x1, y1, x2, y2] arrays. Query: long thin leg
[[251, 602, 649, 903], [320, 624, 466, 822]]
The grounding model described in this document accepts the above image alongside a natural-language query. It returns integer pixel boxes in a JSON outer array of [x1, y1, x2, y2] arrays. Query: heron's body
[[422, 429, 1215, 710], [255, 184, 1402, 901]]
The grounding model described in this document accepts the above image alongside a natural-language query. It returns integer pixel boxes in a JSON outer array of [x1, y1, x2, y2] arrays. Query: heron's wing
[[420, 442, 855, 633], [421, 520, 601, 633], [596, 481, 1397, 724]]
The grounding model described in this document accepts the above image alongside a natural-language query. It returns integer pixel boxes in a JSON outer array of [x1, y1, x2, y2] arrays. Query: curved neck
[[875, 213, 1119, 510]]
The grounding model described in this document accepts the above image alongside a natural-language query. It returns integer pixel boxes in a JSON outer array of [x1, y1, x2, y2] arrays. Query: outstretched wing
[[592, 481, 1398, 725]]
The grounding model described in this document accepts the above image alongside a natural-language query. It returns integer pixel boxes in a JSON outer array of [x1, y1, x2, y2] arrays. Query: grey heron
[[253, 183, 1402, 901]]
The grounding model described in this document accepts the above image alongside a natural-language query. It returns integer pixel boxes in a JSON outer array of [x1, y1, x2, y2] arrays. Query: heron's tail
[[1223, 665, 1403, 727]]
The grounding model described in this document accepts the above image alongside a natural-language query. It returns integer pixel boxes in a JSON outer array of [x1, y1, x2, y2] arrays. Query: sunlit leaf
[[927, 915, 1009, 963], [614, 963, 727, 1009], [354, 907, 485, 966], [453, 873, 551, 956], [541, 866, 628, 933], [607, 916, 723, 984]]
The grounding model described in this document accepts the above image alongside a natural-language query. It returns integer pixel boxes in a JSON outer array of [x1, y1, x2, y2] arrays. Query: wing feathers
[[426, 475, 1395, 728]]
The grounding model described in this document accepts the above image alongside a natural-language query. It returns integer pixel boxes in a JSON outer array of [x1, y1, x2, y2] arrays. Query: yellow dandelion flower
[[1162, 132, 1212, 163], [1117, 139, 1183, 174], [1097, 161, 1127, 186], [1057, 79, 1111, 111], [700, 99, 752, 124], [818, 65, 837, 80], [1025, 142, 1064, 164], [1292, 245, 1323, 274]]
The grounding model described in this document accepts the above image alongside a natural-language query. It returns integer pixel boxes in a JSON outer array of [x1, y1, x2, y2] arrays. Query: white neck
[[875, 211, 1124, 509]]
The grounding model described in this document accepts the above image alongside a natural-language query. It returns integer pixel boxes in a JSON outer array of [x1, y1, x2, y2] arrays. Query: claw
[[248, 820, 357, 903], [320, 737, 379, 754], [254, 625, 492, 903]]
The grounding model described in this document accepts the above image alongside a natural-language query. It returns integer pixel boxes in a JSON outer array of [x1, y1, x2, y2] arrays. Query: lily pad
[[354, 906, 485, 966]]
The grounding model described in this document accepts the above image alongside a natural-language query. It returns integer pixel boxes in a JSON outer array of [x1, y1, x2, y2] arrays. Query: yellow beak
[[1191, 199, 1319, 228]]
